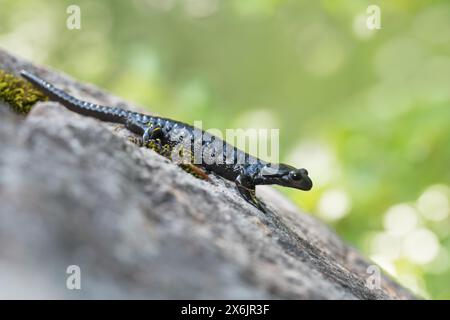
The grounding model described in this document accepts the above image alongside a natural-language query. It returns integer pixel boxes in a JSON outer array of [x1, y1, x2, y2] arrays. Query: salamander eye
[[288, 171, 301, 181]]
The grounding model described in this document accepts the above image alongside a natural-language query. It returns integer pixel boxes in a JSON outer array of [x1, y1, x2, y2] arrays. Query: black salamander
[[20, 70, 312, 212]]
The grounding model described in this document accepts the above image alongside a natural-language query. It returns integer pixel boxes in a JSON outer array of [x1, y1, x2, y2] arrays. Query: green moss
[[0, 70, 47, 114], [144, 138, 209, 180], [128, 135, 208, 179]]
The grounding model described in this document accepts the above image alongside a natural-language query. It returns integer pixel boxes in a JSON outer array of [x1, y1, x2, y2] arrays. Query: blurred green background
[[1, 0, 449, 299]]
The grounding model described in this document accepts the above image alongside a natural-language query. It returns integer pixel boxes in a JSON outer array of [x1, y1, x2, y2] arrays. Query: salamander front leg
[[235, 174, 268, 213]]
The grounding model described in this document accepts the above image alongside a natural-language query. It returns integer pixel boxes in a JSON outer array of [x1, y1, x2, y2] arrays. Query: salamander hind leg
[[142, 124, 163, 146], [140, 124, 168, 155]]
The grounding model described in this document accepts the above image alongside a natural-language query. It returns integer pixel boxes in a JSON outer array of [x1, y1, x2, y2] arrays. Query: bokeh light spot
[[383, 204, 419, 236], [403, 228, 439, 265], [417, 185, 450, 222], [370, 232, 402, 260], [317, 189, 351, 221]]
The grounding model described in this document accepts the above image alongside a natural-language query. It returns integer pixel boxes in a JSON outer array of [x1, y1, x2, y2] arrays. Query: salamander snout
[[288, 168, 312, 191]]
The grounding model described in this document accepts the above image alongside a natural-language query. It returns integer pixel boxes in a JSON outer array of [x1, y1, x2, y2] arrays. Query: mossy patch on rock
[[0, 69, 47, 114]]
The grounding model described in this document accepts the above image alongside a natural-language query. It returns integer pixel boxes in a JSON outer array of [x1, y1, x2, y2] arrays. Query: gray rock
[[0, 48, 415, 299]]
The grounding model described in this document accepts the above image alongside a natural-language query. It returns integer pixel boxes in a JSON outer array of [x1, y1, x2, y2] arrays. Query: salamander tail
[[20, 70, 128, 124]]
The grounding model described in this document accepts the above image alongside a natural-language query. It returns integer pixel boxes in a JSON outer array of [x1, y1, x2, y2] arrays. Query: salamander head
[[259, 163, 312, 191]]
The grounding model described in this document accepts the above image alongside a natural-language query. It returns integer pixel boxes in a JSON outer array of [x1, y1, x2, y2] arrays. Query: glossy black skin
[[20, 70, 312, 211]]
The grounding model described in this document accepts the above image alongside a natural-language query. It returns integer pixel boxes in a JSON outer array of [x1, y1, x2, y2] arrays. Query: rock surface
[[0, 49, 415, 299]]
